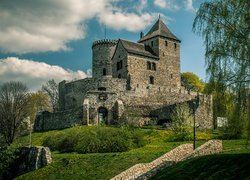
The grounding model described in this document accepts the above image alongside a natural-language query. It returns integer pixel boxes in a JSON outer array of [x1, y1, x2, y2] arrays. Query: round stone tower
[[92, 39, 118, 78]]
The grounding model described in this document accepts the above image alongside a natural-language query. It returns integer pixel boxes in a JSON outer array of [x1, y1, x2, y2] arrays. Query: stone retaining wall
[[111, 140, 222, 180]]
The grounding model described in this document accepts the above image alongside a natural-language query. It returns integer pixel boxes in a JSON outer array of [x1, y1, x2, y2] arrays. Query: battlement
[[92, 39, 118, 48]]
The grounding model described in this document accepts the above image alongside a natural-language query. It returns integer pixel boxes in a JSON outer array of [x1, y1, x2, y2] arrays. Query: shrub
[[0, 145, 20, 179], [42, 126, 145, 154], [169, 103, 193, 141]]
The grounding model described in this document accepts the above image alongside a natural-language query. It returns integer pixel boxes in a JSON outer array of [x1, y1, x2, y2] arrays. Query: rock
[[18, 146, 52, 173]]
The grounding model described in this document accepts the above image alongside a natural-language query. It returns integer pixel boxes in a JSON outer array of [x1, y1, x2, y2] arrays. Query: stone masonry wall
[[140, 37, 181, 88], [92, 39, 117, 78], [59, 77, 127, 110], [111, 140, 222, 180], [34, 106, 83, 131]]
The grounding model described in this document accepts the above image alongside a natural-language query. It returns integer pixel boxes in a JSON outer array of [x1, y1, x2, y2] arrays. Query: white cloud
[[0, 57, 88, 91], [0, 0, 154, 54], [154, 0, 180, 10], [137, 0, 148, 12], [186, 0, 196, 12], [98, 12, 153, 32]]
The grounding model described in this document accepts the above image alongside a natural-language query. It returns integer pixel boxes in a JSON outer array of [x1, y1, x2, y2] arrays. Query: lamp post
[[193, 95, 199, 150]]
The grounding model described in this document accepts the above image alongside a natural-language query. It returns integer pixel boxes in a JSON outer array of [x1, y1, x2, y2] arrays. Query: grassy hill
[[9, 126, 250, 180], [151, 153, 250, 180]]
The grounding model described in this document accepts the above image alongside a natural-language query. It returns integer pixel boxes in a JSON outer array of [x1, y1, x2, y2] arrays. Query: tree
[[193, 0, 249, 138], [0, 82, 29, 145], [170, 103, 193, 141], [42, 80, 59, 112], [181, 72, 205, 92], [27, 91, 52, 124]]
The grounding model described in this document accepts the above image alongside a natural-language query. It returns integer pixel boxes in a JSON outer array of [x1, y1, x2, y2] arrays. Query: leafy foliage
[[193, 0, 249, 139], [42, 126, 145, 153], [0, 145, 20, 179], [170, 103, 193, 141], [181, 72, 205, 92], [26, 91, 52, 124]]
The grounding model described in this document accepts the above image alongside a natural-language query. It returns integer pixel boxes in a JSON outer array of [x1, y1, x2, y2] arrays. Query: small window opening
[[149, 76, 154, 85], [147, 61, 151, 70], [103, 68, 106, 76], [151, 41, 154, 47], [117, 60, 123, 71], [118, 74, 121, 79], [174, 43, 177, 49], [165, 41, 168, 46], [170, 74, 173, 79]]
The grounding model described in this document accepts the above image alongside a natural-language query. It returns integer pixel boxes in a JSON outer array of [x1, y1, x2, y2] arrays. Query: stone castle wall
[[34, 107, 83, 131], [58, 77, 127, 110]]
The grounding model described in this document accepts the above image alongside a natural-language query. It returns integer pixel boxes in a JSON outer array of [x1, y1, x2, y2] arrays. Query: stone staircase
[[111, 140, 222, 180]]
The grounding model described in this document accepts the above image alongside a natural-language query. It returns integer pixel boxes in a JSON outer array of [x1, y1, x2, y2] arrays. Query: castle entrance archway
[[98, 107, 108, 124]]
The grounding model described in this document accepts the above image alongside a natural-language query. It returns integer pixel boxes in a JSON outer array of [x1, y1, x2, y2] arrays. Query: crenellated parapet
[[92, 39, 118, 48]]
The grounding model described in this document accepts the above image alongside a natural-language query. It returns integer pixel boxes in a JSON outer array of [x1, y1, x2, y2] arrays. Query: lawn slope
[[152, 153, 250, 180]]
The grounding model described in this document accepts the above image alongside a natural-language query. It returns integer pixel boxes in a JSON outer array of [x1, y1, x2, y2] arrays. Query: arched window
[[118, 74, 121, 79], [103, 68, 106, 76], [149, 76, 154, 84], [174, 43, 177, 49], [147, 61, 151, 70], [152, 62, 156, 71]]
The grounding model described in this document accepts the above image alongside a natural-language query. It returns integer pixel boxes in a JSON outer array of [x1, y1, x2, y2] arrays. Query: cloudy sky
[[0, 0, 207, 91]]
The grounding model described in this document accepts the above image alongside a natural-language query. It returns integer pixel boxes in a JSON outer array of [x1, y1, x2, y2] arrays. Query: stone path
[[111, 140, 222, 180]]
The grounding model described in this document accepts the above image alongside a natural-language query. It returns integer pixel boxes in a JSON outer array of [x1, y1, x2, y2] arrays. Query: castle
[[34, 18, 213, 131]]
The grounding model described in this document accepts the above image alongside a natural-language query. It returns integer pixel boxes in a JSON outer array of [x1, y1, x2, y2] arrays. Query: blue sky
[[0, 0, 206, 90]]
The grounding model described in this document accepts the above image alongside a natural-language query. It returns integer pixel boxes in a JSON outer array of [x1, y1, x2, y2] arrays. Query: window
[[165, 41, 168, 46], [151, 41, 154, 47], [149, 76, 154, 84], [118, 74, 121, 79], [174, 43, 177, 49], [117, 60, 123, 71], [170, 74, 173, 79], [152, 63, 156, 71], [147, 61, 151, 70], [98, 87, 106, 91], [103, 68, 106, 76]]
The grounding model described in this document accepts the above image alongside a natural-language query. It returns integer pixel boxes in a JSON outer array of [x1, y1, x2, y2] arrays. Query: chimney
[[140, 32, 144, 39]]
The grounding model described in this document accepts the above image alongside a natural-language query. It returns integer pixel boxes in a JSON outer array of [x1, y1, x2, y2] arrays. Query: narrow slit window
[[103, 68, 106, 76]]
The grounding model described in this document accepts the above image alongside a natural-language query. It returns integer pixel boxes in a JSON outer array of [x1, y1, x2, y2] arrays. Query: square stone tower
[[138, 18, 181, 88]]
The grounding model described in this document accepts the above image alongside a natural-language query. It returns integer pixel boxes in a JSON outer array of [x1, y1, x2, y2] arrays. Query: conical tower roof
[[138, 18, 180, 42]]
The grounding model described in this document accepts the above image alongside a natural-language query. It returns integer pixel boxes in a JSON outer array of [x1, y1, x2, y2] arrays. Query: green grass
[[152, 153, 250, 180], [12, 127, 249, 180], [151, 139, 250, 180]]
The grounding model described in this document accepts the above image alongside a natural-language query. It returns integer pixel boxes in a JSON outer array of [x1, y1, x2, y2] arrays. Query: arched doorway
[[98, 107, 108, 124]]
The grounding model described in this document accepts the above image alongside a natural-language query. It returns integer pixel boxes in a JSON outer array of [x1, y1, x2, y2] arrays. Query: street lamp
[[193, 95, 199, 150]]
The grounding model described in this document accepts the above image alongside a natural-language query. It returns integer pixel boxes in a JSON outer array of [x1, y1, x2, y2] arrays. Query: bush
[[0, 145, 20, 179], [42, 126, 145, 154], [169, 103, 193, 141]]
